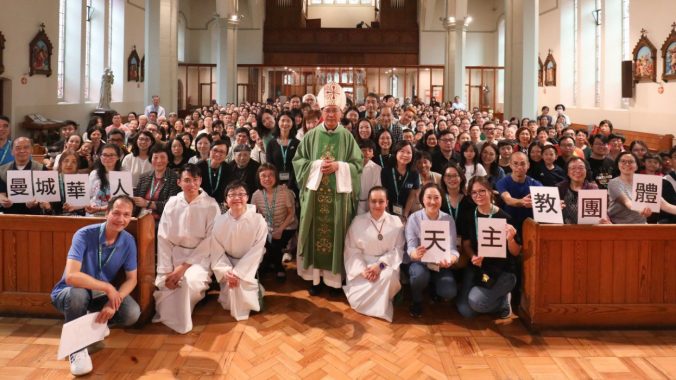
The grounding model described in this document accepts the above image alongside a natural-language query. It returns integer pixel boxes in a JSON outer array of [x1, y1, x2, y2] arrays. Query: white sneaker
[[282, 252, 292, 263], [69, 348, 93, 376]]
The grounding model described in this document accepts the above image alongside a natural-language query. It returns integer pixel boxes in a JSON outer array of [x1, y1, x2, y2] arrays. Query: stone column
[[503, 0, 538, 118], [144, 0, 178, 112], [216, 0, 240, 105], [442, 0, 467, 103]]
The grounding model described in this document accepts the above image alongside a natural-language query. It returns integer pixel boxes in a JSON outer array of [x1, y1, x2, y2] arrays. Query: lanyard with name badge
[[98, 223, 117, 277], [391, 168, 408, 216], [446, 194, 462, 221], [279, 142, 290, 182], [474, 205, 495, 240], [149, 174, 164, 199], [263, 187, 278, 243], [207, 159, 222, 191]]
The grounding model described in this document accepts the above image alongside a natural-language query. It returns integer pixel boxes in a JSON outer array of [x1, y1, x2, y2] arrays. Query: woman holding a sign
[[556, 157, 609, 225], [86, 144, 122, 216], [456, 176, 520, 319], [405, 183, 460, 318], [41, 151, 86, 216], [605, 151, 676, 223]]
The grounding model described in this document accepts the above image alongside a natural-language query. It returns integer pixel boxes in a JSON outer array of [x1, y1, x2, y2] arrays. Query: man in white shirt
[[451, 96, 466, 111], [152, 163, 221, 333], [144, 95, 166, 118]]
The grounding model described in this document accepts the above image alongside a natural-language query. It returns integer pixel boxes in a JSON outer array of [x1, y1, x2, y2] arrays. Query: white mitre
[[317, 82, 346, 109]]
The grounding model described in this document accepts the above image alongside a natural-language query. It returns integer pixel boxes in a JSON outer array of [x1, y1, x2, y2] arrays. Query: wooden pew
[[614, 128, 674, 153], [520, 218, 676, 329], [0, 214, 156, 324], [569, 123, 674, 152]]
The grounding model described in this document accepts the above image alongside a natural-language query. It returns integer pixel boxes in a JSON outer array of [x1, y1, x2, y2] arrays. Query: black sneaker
[[498, 293, 512, 319], [308, 284, 322, 296], [328, 287, 342, 298], [409, 302, 422, 318]]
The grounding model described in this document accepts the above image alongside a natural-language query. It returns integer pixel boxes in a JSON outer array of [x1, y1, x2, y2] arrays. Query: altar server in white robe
[[152, 163, 221, 333], [210, 181, 268, 321], [343, 186, 405, 322], [357, 139, 382, 215]]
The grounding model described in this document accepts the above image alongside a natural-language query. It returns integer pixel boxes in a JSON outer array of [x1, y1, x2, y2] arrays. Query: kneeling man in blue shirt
[[51, 195, 140, 376]]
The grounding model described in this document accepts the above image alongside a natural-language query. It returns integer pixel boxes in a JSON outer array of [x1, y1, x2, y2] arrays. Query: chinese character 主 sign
[[477, 217, 507, 258], [632, 174, 662, 213], [577, 189, 608, 224], [530, 186, 563, 224], [420, 220, 451, 263]]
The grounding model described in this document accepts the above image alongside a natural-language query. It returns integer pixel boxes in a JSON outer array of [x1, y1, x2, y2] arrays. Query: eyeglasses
[[227, 193, 248, 199], [568, 166, 586, 171], [471, 189, 488, 197], [211, 149, 227, 155], [439, 139, 455, 143]]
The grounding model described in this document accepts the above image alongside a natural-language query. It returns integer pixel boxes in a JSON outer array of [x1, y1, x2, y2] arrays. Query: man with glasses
[[431, 130, 460, 174], [152, 164, 221, 333], [0, 137, 46, 214], [556, 136, 593, 181], [587, 134, 615, 189], [210, 181, 268, 320], [293, 83, 363, 296], [476, 121, 498, 151]]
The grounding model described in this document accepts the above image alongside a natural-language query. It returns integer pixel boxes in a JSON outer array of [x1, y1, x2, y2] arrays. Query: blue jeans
[[408, 262, 457, 304], [456, 267, 516, 318], [52, 287, 141, 326]]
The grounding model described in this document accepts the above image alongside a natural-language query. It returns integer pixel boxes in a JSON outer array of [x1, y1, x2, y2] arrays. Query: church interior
[[1, 0, 676, 378]]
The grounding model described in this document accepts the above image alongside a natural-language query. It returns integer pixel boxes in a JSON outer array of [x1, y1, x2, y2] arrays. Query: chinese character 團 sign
[[530, 186, 564, 224], [577, 189, 608, 224]]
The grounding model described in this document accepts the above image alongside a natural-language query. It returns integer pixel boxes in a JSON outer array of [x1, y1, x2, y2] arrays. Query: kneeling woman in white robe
[[210, 181, 268, 321], [153, 164, 221, 334], [343, 186, 405, 322]]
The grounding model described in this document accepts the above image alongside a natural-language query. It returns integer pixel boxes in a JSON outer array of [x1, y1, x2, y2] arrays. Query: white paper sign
[[632, 173, 662, 213], [57, 312, 110, 359], [530, 186, 564, 224], [577, 189, 608, 224], [420, 220, 451, 263], [63, 174, 91, 207], [32, 171, 61, 202], [108, 171, 133, 197], [477, 217, 507, 258], [6, 170, 34, 203]]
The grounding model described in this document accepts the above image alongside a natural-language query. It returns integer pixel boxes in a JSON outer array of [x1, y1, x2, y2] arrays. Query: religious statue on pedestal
[[98, 68, 114, 110]]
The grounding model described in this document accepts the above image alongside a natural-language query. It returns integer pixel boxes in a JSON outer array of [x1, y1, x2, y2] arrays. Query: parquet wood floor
[[3, 272, 676, 379]]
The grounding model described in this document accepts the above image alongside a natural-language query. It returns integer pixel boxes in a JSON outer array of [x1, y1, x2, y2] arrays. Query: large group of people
[[1, 86, 675, 376]]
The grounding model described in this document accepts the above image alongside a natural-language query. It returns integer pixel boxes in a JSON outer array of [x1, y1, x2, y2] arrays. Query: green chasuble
[[292, 124, 363, 274]]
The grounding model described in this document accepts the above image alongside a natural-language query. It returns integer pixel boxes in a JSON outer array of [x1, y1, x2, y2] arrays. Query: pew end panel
[[520, 218, 676, 330], [0, 214, 156, 325]]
